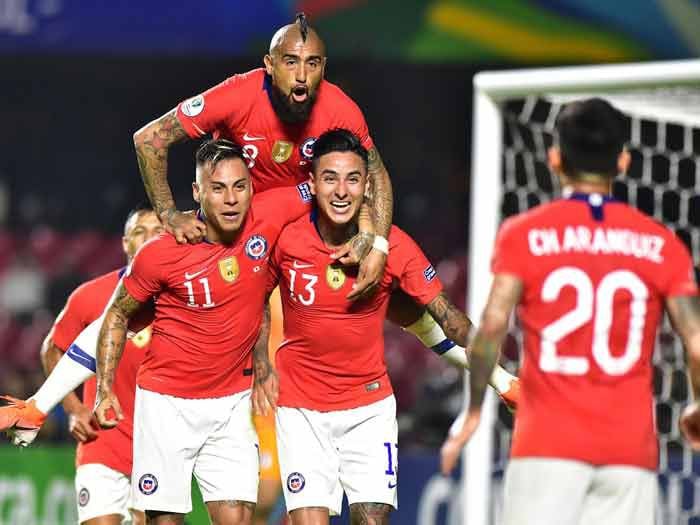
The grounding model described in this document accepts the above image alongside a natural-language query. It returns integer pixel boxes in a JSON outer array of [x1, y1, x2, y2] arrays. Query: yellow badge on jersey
[[326, 264, 346, 290], [131, 326, 152, 348], [272, 140, 293, 163], [218, 256, 239, 283]]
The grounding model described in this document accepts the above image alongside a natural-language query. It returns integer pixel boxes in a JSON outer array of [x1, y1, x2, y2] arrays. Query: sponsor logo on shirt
[[326, 264, 346, 290], [300, 137, 317, 160], [78, 487, 90, 507], [424, 265, 437, 282], [181, 95, 205, 117], [138, 474, 158, 495], [218, 256, 240, 283], [245, 235, 268, 260], [272, 140, 294, 163], [297, 182, 313, 203], [287, 472, 306, 493]]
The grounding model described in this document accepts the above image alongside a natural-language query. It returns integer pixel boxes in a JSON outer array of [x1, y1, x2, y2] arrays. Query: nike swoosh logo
[[292, 261, 314, 269], [185, 269, 207, 280], [388, 481, 397, 489], [243, 133, 265, 141]]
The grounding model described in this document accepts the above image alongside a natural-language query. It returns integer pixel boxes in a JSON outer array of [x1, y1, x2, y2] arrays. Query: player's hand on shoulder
[[252, 364, 279, 417], [680, 401, 700, 451], [93, 390, 124, 429], [162, 209, 207, 244], [347, 248, 387, 301], [68, 404, 99, 443]]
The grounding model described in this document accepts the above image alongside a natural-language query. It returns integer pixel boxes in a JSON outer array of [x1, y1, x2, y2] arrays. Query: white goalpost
[[464, 59, 700, 525]]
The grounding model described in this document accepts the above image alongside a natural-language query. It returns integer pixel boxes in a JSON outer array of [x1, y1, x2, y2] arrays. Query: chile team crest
[[245, 235, 268, 260], [138, 474, 158, 495], [300, 137, 317, 160], [287, 472, 306, 493]]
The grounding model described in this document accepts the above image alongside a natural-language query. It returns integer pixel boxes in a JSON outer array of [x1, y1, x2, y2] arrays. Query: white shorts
[[131, 387, 259, 514], [503, 458, 657, 525], [276, 395, 398, 516], [75, 463, 134, 523]]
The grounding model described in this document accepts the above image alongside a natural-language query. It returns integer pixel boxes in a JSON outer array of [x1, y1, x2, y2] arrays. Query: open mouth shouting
[[291, 85, 309, 103]]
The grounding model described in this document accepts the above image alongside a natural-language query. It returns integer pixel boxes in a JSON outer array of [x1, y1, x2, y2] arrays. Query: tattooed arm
[[94, 283, 146, 429], [668, 295, 700, 450], [439, 273, 523, 475], [133, 109, 206, 244], [366, 146, 393, 239], [251, 301, 278, 416], [345, 146, 393, 300], [425, 292, 473, 348]]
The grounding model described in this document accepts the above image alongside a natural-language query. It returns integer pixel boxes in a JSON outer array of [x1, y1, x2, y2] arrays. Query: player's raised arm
[[344, 145, 393, 300], [668, 295, 700, 449], [439, 273, 523, 475], [133, 109, 206, 244], [95, 283, 146, 429]]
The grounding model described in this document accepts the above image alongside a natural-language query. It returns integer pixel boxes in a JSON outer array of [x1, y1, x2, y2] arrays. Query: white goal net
[[464, 60, 700, 525]]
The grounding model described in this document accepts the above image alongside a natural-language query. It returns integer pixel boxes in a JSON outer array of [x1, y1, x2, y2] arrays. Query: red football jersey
[[176, 68, 374, 193], [50, 269, 149, 477], [269, 216, 443, 411], [493, 193, 699, 470], [124, 186, 311, 399]]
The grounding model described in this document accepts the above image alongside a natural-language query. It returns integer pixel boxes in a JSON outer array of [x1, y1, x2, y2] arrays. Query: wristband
[[372, 235, 389, 255]]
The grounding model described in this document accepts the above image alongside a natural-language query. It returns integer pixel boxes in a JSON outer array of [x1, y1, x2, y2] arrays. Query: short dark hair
[[296, 12, 309, 41], [555, 97, 626, 178], [311, 129, 368, 171], [196, 139, 246, 169], [124, 202, 155, 235]]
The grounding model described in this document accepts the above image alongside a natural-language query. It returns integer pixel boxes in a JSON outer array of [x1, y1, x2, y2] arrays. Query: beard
[[268, 83, 317, 124]]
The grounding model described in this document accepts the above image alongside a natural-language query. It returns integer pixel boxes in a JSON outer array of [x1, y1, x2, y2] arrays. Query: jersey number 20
[[540, 267, 648, 376]]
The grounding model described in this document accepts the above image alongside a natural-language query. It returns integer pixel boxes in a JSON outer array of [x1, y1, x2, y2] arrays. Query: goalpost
[[464, 59, 700, 525]]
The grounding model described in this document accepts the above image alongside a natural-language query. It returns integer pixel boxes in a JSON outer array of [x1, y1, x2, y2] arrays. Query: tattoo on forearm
[[469, 334, 501, 409], [367, 147, 393, 238], [96, 285, 143, 394], [426, 293, 472, 346], [253, 304, 272, 383], [350, 231, 374, 261], [349, 502, 392, 525], [134, 109, 188, 216]]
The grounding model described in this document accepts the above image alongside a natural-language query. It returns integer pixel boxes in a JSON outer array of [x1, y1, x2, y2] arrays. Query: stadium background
[[0, 1, 697, 523]]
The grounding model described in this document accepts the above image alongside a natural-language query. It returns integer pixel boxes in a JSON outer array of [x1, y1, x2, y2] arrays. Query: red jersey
[[124, 186, 311, 399], [50, 269, 149, 477], [269, 216, 443, 411], [176, 68, 374, 193], [493, 193, 699, 470]]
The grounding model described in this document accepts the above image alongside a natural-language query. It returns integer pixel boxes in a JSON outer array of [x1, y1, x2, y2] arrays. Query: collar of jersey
[[564, 191, 617, 205]]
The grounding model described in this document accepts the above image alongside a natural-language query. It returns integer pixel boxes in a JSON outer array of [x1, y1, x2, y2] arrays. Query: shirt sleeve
[[51, 285, 92, 352], [334, 91, 374, 151], [389, 227, 443, 306], [122, 241, 167, 303], [491, 216, 530, 279], [661, 232, 699, 297], [176, 72, 252, 139]]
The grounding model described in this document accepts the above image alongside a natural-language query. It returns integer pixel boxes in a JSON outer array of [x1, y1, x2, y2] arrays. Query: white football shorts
[[276, 394, 398, 516], [75, 463, 135, 523], [131, 387, 259, 514], [503, 457, 657, 525]]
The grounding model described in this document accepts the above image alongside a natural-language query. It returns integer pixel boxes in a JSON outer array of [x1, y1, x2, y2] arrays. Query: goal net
[[464, 60, 700, 525]]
